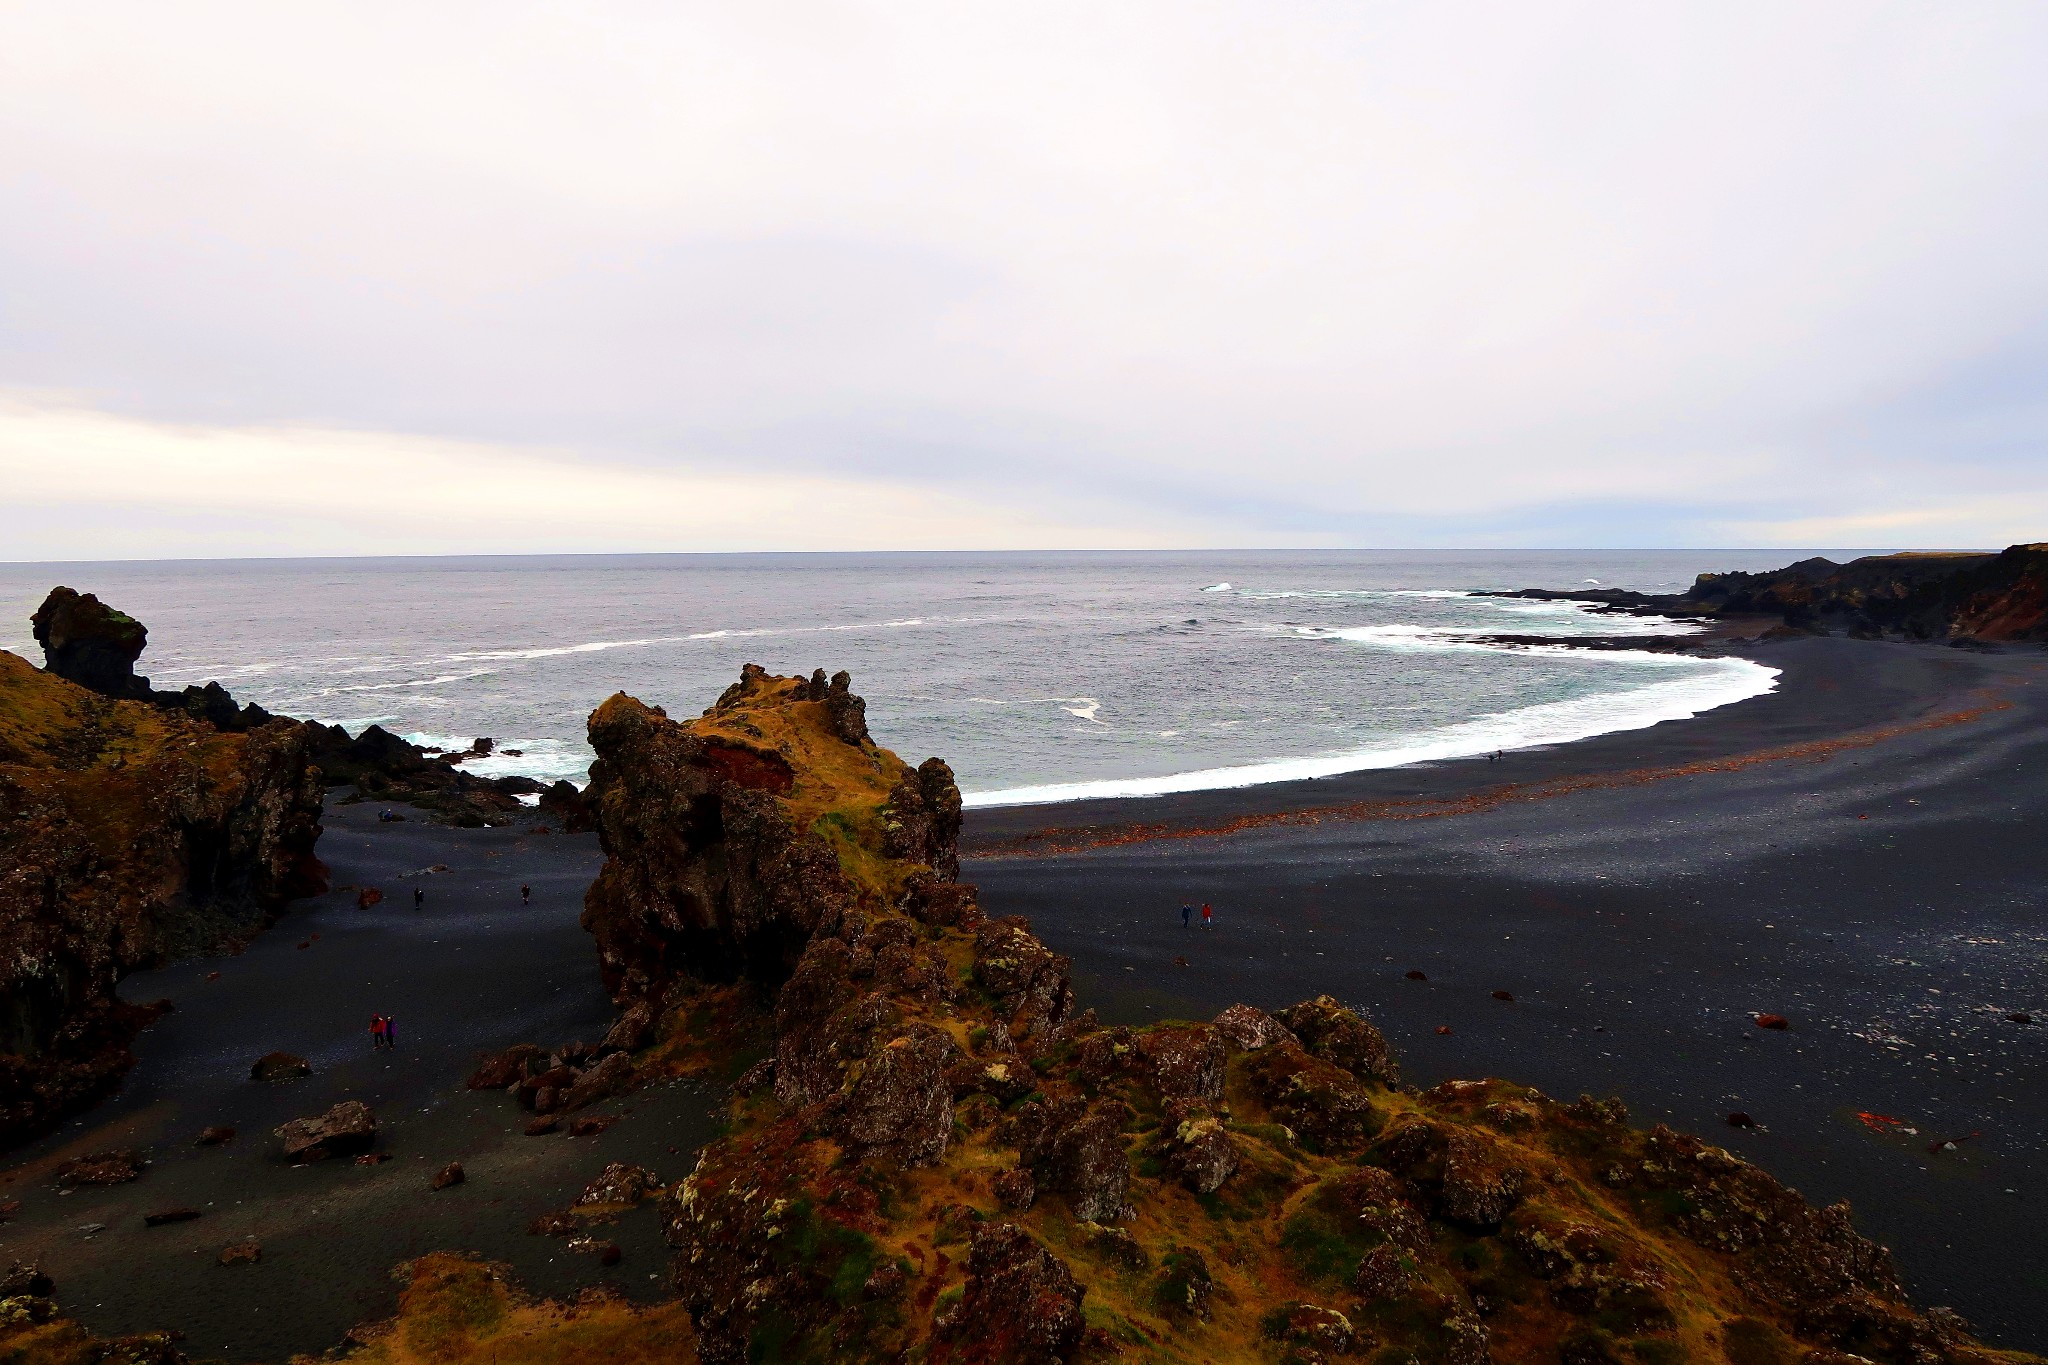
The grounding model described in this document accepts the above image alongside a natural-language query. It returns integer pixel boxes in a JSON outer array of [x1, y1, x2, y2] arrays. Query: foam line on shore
[[961, 655, 1781, 808]]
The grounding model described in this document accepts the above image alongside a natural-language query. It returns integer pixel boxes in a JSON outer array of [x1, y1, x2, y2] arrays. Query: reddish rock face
[[931, 1223, 1086, 1365], [276, 1100, 376, 1162]]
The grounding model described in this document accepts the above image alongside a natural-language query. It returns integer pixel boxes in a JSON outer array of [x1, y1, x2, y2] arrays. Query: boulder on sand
[[432, 1162, 465, 1190], [250, 1052, 311, 1082], [276, 1101, 376, 1161]]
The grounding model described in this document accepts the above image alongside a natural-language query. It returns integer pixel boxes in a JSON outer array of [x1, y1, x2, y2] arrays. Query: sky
[[3, 2, 2047, 558]]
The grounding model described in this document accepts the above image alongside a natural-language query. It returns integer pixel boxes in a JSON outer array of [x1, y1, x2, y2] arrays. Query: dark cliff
[[0, 650, 325, 1149], [1498, 542, 2048, 642], [30, 585, 563, 827], [575, 668, 2030, 1365]]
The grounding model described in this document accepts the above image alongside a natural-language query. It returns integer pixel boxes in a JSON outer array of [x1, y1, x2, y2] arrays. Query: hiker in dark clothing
[[413, 886, 424, 911], [370, 1015, 385, 1050], [521, 884, 531, 906], [1181, 903, 1194, 928], [384, 1017, 396, 1050]]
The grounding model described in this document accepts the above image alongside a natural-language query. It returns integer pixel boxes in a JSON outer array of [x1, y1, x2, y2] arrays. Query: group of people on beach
[[1181, 901, 1214, 928], [368, 1014, 397, 1050]]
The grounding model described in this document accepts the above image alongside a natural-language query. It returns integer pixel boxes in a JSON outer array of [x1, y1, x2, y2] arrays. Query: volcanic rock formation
[[572, 667, 2025, 1365], [1498, 541, 2048, 642], [0, 649, 325, 1149]]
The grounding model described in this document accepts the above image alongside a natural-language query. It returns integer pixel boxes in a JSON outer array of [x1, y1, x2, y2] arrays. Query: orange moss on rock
[[0, 650, 325, 1149]]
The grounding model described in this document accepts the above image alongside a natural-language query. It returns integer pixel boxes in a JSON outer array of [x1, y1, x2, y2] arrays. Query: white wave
[[1202, 582, 1232, 591], [971, 695, 1108, 724], [333, 669, 495, 692], [962, 656, 1780, 808], [444, 617, 929, 660], [445, 636, 681, 661]]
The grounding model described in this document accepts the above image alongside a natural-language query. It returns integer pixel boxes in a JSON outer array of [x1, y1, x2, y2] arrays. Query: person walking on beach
[[1181, 902, 1193, 929], [369, 1015, 385, 1050], [383, 1016, 396, 1050], [413, 886, 424, 911], [521, 883, 531, 906], [1201, 902, 1214, 929]]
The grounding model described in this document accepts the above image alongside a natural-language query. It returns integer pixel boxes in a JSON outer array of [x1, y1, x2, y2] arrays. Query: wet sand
[[0, 800, 718, 1363], [967, 636, 2048, 1350]]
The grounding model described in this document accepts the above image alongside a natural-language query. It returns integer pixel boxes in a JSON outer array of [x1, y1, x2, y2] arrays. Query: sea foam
[[961, 654, 1779, 808]]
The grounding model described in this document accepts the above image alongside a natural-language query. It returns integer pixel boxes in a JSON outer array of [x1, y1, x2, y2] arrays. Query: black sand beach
[[967, 636, 2048, 1349], [0, 801, 718, 1363]]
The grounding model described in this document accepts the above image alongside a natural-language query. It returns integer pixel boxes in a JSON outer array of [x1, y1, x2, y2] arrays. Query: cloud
[[0, 398, 1230, 558], [2, 2, 2047, 552]]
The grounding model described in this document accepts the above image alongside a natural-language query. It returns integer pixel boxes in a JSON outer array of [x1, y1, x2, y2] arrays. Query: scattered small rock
[[0, 1200, 20, 1223], [1405, 969, 1428, 981], [1491, 990, 1515, 1003], [355, 1152, 392, 1166], [575, 1162, 661, 1208], [863, 1264, 908, 1300], [357, 887, 384, 909], [250, 1052, 311, 1082], [993, 1166, 1036, 1210], [205, 971, 221, 981], [1753, 1013, 1790, 1031], [523, 1116, 560, 1136], [143, 1207, 202, 1227], [2, 1262, 53, 1296], [432, 1162, 465, 1190], [1435, 1026, 1453, 1036], [528, 1213, 577, 1237], [218, 1241, 261, 1267], [2008, 1012, 2035, 1025], [1726, 1112, 1756, 1129], [1172, 954, 1189, 967], [567, 1115, 619, 1138], [57, 1151, 147, 1186], [196, 1126, 237, 1146]]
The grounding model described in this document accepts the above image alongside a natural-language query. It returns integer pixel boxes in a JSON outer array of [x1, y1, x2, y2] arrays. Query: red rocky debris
[[196, 1126, 236, 1146], [1405, 969, 1428, 981], [1754, 1013, 1790, 1031], [218, 1241, 260, 1266], [431, 1162, 465, 1190], [1491, 990, 1516, 1003], [57, 1151, 147, 1186]]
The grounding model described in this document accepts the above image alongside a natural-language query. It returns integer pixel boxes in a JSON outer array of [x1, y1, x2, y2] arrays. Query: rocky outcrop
[[583, 667, 2026, 1365], [29, 587, 547, 825], [31, 588, 151, 700], [0, 649, 325, 1150], [1495, 541, 2048, 642]]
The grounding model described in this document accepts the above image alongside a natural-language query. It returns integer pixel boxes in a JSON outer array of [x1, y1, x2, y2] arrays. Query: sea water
[[0, 550, 1856, 805]]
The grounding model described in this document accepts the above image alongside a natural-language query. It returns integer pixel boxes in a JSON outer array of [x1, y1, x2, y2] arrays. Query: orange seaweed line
[[964, 696, 2013, 860]]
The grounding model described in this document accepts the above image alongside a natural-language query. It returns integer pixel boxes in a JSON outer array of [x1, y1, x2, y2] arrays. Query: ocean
[[0, 549, 1856, 803]]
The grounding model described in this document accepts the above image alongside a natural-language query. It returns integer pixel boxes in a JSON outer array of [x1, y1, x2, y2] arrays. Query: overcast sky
[[4, 2, 2047, 558]]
